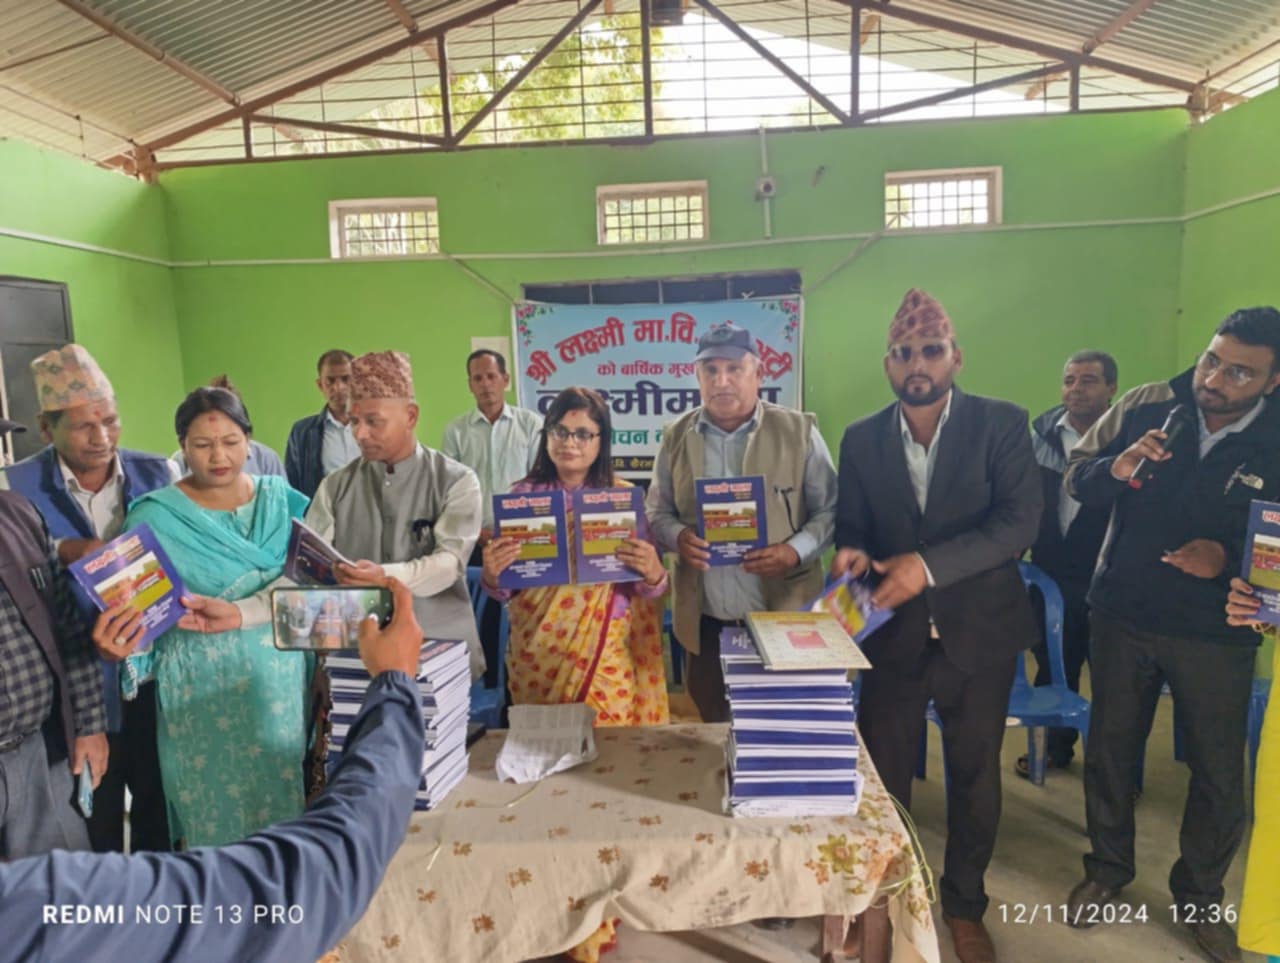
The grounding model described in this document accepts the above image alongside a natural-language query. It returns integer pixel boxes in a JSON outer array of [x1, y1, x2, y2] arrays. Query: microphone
[[1128, 404, 1190, 490]]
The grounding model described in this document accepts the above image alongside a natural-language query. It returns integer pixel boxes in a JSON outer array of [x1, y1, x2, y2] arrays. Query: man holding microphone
[[1063, 308, 1280, 963]]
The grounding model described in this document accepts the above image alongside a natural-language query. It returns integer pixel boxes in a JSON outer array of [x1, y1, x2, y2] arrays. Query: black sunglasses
[[887, 342, 949, 364]]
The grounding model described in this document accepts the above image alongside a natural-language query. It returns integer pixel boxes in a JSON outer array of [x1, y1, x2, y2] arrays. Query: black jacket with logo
[[1065, 367, 1280, 646]]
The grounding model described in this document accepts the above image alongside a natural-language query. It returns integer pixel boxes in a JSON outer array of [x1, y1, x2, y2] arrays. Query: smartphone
[[271, 586, 393, 651], [77, 760, 94, 818]]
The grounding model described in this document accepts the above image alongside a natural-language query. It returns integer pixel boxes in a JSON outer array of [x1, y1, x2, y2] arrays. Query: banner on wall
[[513, 297, 803, 478]]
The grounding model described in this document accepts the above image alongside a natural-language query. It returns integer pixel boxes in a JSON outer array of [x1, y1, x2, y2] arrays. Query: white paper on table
[[494, 703, 598, 784]]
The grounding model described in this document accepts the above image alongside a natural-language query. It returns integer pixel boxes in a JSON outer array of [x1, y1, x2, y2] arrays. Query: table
[[333, 724, 939, 963]]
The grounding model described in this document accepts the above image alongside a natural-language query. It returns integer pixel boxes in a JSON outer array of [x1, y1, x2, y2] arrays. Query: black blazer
[[836, 386, 1043, 673]]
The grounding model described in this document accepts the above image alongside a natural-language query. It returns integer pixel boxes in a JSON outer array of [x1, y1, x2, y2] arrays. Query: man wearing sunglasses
[[1062, 308, 1280, 963], [832, 289, 1042, 963]]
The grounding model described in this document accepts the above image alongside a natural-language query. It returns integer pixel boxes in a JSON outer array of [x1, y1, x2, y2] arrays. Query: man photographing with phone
[[1062, 307, 1280, 963], [1, 576, 428, 962]]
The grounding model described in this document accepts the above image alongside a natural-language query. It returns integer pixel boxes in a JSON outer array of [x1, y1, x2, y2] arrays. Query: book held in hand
[[811, 573, 894, 644], [1242, 498, 1280, 626], [284, 518, 352, 585], [745, 610, 872, 672], [68, 523, 186, 651], [494, 490, 571, 589], [695, 475, 767, 565], [572, 486, 643, 584]]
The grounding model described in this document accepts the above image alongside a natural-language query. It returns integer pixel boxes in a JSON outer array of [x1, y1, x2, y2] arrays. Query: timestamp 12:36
[[997, 903, 1238, 926]]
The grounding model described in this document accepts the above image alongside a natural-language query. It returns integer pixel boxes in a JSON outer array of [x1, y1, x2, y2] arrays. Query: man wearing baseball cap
[[1, 344, 175, 855], [647, 322, 838, 723]]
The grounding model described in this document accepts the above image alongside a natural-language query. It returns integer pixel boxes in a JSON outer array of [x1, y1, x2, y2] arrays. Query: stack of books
[[720, 621, 864, 818], [326, 640, 471, 811]]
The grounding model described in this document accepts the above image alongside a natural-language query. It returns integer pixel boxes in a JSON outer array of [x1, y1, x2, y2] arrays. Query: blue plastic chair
[[663, 606, 685, 687], [465, 566, 509, 729], [1249, 677, 1270, 788], [917, 562, 1090, 787]]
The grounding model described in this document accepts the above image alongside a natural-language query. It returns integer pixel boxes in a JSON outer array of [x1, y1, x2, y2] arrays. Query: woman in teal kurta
[[123, 387, 310, 847]]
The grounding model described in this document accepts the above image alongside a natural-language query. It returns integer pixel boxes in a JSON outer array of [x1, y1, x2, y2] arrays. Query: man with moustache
[[303, 351, 485, 680], [647, 323, 837, 725], [1062, 308, 1280, 963], [285, 349, 359, 498], [0, 416, 107, 859], [1020, 350, 1119, 777], [1, 345, 174, 854], [832, 290, 1041, 963], [442, 349, 542, 557], [442, 349, 541, 696]]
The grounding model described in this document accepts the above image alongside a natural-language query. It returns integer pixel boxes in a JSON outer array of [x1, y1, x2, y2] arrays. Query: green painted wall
[[1178, 86, 1280, 363], [0, 140, 184, 453], [162, 108, 1188, 456]]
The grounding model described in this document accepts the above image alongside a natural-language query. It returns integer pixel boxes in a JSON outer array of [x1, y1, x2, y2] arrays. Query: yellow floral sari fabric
[[1240, 638, 1278, 956], [507, 581, 670, 727]]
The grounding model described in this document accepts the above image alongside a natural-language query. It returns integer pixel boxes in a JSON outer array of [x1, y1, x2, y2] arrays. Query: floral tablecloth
[[334, 724, 939, 963]]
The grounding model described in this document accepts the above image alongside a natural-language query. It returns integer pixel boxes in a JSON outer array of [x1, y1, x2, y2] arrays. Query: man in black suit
[[833, 289, 1042, 963]]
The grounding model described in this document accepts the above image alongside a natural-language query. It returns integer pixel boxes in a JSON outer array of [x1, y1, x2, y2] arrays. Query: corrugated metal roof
[[1, 0, 1278, 168]]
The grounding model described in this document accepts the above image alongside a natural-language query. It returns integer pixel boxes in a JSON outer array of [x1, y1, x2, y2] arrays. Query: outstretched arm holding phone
[[5, 577, 426, 963]]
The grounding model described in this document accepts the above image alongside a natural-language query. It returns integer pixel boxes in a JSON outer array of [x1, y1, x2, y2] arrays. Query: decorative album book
[[744, 610, 872, 672]]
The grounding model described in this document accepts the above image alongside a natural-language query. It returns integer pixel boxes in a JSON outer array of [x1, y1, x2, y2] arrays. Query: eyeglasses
[[886, 341, 949, 364], [1197, 351, 1261, 387], [547, 426, 600, 445]]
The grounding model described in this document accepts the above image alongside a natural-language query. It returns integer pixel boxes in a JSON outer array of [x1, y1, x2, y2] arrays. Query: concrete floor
[[542, 662, 1264, 963]]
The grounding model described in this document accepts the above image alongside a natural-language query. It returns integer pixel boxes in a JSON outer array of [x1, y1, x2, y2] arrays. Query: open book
[[284, 518, 352, 586]]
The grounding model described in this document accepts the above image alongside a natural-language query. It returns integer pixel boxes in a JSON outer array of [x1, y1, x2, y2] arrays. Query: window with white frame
[[328, 198, 439, 258], [596, 181, 708, 245], [884, 167, 1001, 231]]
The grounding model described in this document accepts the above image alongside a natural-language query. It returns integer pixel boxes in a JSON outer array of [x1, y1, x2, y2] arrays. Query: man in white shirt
[[0, 344, 175, 854], [1024, 351, 1118, 777], [441, 349, 542, 560], [285, 349, 359, 498]]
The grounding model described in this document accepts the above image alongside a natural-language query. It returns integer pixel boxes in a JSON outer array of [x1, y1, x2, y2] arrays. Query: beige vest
[[328, 445, 484, 677], [665, 403, 824, 653]]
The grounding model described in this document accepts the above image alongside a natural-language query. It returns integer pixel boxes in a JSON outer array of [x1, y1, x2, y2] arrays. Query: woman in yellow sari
[[482, 386, 670, 728], [1226, 578, 1279, 962], [482, 387, 669, 963]]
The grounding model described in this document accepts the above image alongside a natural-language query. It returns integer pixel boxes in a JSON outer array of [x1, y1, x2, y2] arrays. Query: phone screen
[[271, 587, 392, 651]]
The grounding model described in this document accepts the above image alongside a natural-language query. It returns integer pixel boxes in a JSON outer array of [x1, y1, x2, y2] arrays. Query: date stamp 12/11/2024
[[998, 903, 1239, 927]]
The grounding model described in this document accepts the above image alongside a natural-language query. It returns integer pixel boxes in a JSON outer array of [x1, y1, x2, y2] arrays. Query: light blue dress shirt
[[442, 404, 543, 528], [1197, 396, 1265, 458], [649, 403, 837, 621], [320, 409, 361, 476]]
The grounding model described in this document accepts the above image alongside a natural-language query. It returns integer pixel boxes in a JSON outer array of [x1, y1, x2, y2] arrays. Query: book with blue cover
[[493, 490, 571, 589], [729, 773, 862, 797], [68, 523, 186, 652], [571, 486, 643, 585], [1241, 498, 1280, 626], [696, 475, 767, 565], [811, 573, 894, 645]]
